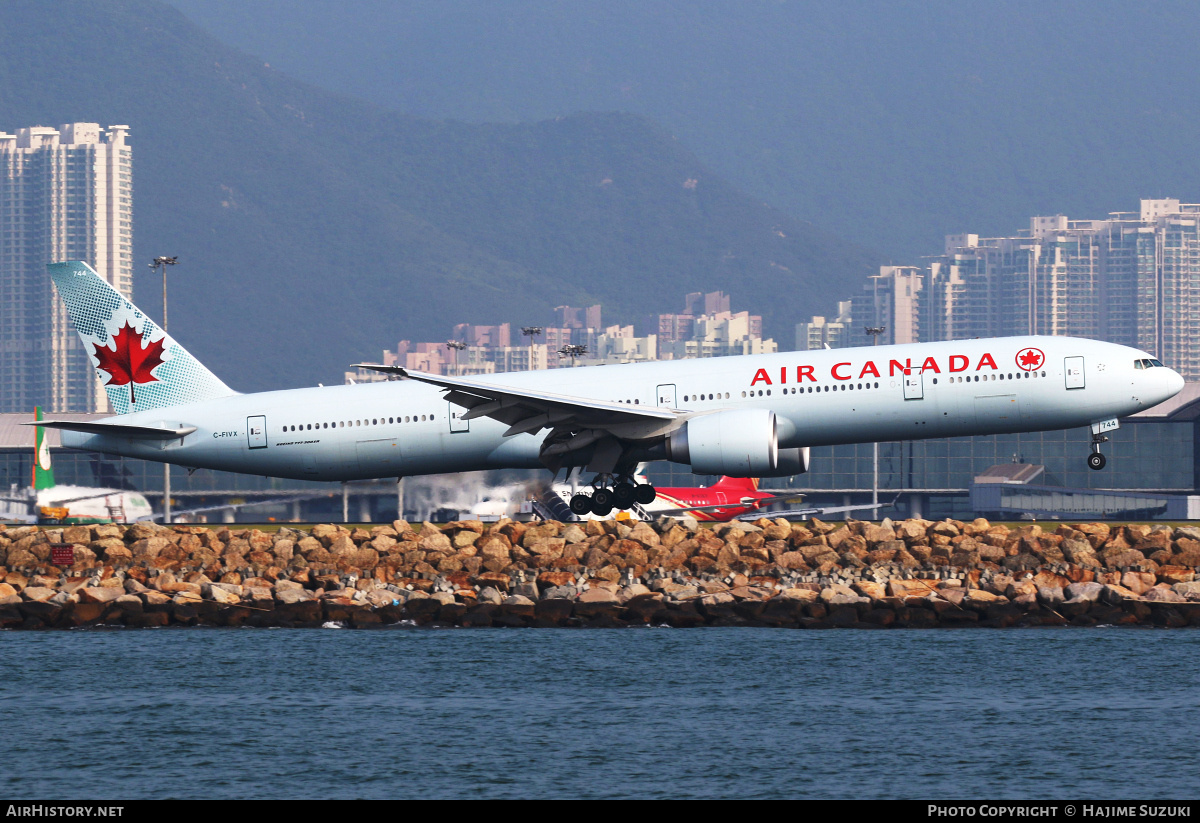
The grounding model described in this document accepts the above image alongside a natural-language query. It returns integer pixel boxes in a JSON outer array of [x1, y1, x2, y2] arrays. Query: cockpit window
[[1134, 360, 1144, 369], [1150, 359, 1164, 367]]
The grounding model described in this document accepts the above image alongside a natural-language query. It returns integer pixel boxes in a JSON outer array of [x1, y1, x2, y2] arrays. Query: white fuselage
[[61, 336, 1184, 481]]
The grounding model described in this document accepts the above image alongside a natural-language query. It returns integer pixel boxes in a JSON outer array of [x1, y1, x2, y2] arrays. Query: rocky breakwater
[[1, 518, 1200, 629]]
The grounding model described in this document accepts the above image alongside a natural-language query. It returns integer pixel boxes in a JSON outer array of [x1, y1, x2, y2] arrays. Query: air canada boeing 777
[[35, 261, 1184, 517]]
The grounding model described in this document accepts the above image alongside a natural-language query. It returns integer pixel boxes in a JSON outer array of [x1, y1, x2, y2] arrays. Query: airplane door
[[448, 402, 469, 432], [657, 384, 677, 407], [247, 415, 267, 449], [1064, 356, 1085, 389], [903, 370, 924, 400]]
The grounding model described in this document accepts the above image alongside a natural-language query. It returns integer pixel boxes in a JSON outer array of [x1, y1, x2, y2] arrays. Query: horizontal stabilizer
[[27, 420, 197, 440]]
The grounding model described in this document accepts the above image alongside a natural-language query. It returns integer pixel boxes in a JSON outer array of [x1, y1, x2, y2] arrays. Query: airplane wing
[[354, 365, 677, 434], [26, 420, 197, 440], [354, 365, 684, 473]]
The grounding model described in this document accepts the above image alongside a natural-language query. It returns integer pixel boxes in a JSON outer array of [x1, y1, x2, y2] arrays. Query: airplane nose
[[1167, 368, 1186, 398]]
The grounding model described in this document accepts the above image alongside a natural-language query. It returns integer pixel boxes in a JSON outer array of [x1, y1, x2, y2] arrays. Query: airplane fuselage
[[61, 336, 1184, 481]]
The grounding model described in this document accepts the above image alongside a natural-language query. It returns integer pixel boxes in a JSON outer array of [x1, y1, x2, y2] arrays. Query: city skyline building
[[0, 123, 132, 413], [345, 291, 774, 383], [923, 199, 1200, 377], [847, 266, 923, 348], [795, 301, 852, 351], [828, 198, 1200, 380]]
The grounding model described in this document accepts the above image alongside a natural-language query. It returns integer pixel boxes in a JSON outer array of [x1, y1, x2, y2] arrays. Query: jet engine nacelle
[[759, 446, 810, 477], [666, 409, 778, 476]]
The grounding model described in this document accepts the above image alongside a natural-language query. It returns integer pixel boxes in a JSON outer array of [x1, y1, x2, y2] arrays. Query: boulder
[[851, 580, 886, 601], [887, 579, 936, 599], [1120, 571, 1157, 595], [500, 595, 537, 618], [418, 530, 452, 553], [1143, 586, 1186, 603], [78, 585, 123, 605], [1157, 566, 1195, 585], [1100, 584, 1140, 606], [206, 586, 242, 606], [534, 597, 575, 624], [573, 587, 621, 618], [863, 524, 896, 544], [477, 587, 503, 605], [20, 586, 56, 602], [1036, 586, 1065, 607], [1065, 582, 1105, 602], [1172, 581, 1200, 600]]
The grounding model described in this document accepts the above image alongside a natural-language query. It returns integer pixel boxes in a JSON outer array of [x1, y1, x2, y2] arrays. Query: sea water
[[2, 627, 1197, 799]]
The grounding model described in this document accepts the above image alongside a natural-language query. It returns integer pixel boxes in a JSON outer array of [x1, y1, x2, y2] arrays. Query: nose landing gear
[[1088, 434, 1109, 471]]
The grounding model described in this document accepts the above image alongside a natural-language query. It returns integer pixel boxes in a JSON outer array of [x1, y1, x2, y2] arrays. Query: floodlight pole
[[521, 326, 543, 370], [446, 340, 466, 376], [151, 256, 178, 524], [558, 344, 587, 367], [865, 325, 886, 520]]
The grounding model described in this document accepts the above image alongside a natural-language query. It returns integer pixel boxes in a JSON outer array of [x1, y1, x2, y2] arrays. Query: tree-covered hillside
[[171, 0, 1200, 259], [0, 0, 878, 391]]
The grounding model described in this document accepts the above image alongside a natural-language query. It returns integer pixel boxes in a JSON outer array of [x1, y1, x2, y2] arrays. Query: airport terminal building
[[646, 384, 1200, 521], [3, 385, 1200, 523]]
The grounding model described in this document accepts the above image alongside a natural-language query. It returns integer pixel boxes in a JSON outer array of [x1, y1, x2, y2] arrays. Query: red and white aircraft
[[542, 474, 789, 521], [37, 261, 1186, 519]]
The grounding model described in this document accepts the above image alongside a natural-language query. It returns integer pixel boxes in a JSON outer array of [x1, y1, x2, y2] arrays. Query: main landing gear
[[569, 474, 657, 517], [1088, 435, 1108, 471]]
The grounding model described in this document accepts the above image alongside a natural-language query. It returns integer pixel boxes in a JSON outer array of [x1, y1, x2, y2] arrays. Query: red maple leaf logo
[[92, 321, 167, 405], [1016, 347, 1044, 371]]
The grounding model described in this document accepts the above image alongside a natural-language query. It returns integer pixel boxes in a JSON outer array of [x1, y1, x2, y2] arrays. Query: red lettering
[[751, 368, 772, 386], [949, 355, 968, 372], [889, 358, 912, 376], [832, 362, 852, 380], [797, 365, 815, 383], [977, 353, 998, 371], [781, 366, 787, 384], [859, 361, 880, 378], [921, 356, 941, 374]]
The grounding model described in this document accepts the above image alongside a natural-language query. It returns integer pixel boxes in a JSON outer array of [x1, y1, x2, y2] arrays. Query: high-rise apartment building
[[0, 123, 133, 412], [922, 200, 1200, 377], [795, 301, 852, 350], [847, 266, 923, 348], [829, 199, 1200, 379]]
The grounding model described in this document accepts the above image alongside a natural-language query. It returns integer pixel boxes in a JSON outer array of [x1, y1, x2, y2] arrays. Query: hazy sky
[[168, 0, 1200, 259]]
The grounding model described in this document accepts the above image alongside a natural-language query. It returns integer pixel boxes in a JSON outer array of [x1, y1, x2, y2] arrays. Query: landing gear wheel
[[569, 494, 593, 515], [634, 483, 657, 505], [591, 487, 614, 509], [590, 497, 614, 517], [1087, 452, 1106, 471], [613, 482, 636, 508]]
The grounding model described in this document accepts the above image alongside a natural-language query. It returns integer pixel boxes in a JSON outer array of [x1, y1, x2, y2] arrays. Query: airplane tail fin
[[711, 476, 760, 493], [32, 407, 56, 490], [48, 261, 236, 414]]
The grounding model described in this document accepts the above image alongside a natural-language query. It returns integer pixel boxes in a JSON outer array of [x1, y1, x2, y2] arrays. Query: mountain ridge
[[0, 0, 878, 391]]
